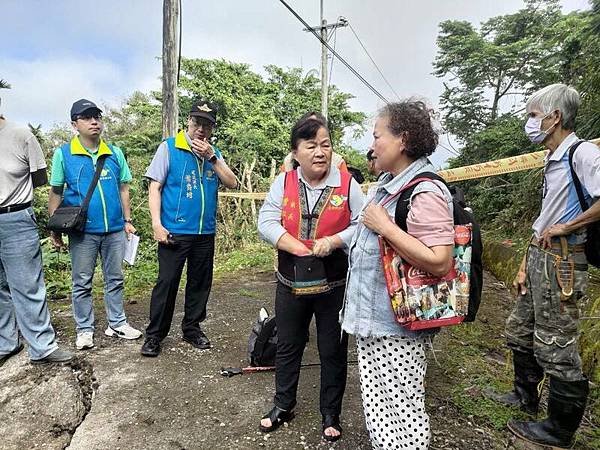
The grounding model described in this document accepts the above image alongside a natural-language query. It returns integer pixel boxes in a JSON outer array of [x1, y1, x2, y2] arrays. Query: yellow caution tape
[[436, 151, 547, 182], [218, 191, 266, 200], [218, 138, 600, 199], [437, 137, 600, 182]]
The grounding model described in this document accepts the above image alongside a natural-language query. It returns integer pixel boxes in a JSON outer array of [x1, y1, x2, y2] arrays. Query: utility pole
[[320, 0, 327, 118], [304, 2, 347, 120], [162, 0, 179, 138]]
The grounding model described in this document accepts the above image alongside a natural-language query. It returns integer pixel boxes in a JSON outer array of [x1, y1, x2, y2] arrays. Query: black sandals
[[322, 414, 342, 442], [259, 406, 295, 433]]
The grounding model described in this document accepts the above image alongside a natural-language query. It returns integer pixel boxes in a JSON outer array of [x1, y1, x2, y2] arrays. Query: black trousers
[[145, 234, 215, 341], [274, 282, 348, 416]]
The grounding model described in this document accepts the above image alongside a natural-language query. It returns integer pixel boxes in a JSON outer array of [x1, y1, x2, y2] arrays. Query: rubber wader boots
[[486, 349, 543, 416], [507, 377, 589, 450]]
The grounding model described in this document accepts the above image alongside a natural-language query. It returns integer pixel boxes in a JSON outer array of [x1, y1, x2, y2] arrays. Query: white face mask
[[524, 113, 554, 144]]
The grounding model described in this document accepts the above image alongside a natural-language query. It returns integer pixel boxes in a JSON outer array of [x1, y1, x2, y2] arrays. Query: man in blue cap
[[141, 99, 237, 357], [0, 94, 73, 365], [48, 99, 142, 350]]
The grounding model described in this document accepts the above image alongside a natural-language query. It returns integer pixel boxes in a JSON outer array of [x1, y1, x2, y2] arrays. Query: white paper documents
[[123, 234, 140, 266]]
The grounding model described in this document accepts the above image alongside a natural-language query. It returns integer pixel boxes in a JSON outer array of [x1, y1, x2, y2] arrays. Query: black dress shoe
[[183, 331, 211, 350], [0, 342, 24, 367], [141, 337, 161, 357]]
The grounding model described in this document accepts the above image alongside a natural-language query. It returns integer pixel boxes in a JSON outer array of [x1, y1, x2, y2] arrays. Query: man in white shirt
[[490, 84, 600, 450], [0, 100, 72, 365]]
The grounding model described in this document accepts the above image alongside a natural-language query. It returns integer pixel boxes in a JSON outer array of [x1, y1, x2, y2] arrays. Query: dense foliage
[[434, 0, 600, 235]]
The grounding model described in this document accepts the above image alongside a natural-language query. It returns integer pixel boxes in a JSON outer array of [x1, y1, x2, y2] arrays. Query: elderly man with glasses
[[141, 99, 237, 357], [48, 99, 142, 351]]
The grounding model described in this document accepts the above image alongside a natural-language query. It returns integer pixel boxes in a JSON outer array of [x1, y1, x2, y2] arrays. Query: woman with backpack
[[257, 113, 364, 442], [340, 100, 455, 449]]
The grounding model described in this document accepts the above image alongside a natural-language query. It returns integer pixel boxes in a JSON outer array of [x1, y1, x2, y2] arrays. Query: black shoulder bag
[[47, 156, 107, 233], [568, 140, 600, 268]]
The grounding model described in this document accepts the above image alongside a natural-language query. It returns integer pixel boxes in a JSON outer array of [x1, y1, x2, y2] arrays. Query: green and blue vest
[[60, 138, 124, 234]]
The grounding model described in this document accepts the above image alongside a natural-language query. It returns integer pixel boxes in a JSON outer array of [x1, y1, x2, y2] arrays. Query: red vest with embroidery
[[281, 170, 352, 247], [278, 169, 352, 283]]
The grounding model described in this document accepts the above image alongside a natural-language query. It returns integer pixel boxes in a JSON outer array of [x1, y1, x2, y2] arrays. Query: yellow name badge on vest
[[329, 194, 347, 208]]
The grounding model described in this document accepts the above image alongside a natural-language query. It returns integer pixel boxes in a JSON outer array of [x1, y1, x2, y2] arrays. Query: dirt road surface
[[1, 271, 595, 450]]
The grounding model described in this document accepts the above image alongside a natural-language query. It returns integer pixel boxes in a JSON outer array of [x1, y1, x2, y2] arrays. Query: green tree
[[433, 0, 562, 141], [28, 123, 44, 145], [99, 59, 366, 180], [176, 58, 366, 174], [565, 0, 600, 138], [103, 91, 163, 156], [433, 0, 599, 235]]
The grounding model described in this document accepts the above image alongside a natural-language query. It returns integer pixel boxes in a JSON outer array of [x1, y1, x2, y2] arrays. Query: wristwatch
[[209, 154, 218, 164], [124, 218, 133, 224]]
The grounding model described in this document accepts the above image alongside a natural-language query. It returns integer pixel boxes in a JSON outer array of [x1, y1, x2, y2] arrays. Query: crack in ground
[[58, 357, 98, 448]]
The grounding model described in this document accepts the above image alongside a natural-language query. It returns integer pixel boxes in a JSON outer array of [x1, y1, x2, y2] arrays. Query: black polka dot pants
[[357, 336, 430, 449]]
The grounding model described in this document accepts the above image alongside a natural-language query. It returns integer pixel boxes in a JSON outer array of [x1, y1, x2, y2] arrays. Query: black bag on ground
[[248, 308, 278, 367], [47, 156, 106, 233], [395, 172, 484, 323], [568, 140, 600, 268]]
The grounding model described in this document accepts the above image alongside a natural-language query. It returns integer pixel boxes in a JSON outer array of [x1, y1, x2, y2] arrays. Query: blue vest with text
[[160, 134, 221, 235], [60, 141, 124, 234]]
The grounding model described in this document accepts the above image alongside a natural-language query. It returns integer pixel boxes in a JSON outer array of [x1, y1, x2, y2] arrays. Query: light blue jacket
[[340, 157, 453, 338]]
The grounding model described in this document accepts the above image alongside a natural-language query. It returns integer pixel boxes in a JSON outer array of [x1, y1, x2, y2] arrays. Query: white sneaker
[[105, 323, 143, 340], [76, 331, 94, 350]]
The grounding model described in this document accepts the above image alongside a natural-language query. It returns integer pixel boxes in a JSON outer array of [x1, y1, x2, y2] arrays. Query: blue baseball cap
[[70, 99, 102, 121]]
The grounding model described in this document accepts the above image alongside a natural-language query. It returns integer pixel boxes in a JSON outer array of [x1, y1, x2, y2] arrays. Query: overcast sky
[[0, 0, 591, 166]]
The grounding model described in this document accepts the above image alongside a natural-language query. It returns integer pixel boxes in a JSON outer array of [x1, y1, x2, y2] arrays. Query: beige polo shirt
[[0, 120, 47, 207]]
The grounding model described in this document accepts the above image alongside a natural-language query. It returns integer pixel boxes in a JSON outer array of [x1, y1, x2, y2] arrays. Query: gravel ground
[[1, 270, 593, 449]]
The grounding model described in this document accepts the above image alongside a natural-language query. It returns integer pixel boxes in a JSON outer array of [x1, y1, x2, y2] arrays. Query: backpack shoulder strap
[[568, 140, 588, 212], [393, 172, 446, 231]]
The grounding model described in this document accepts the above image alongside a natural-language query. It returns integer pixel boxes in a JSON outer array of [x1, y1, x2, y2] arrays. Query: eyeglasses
[[74, 113, 102, 121], [190, 117, 214, 129]]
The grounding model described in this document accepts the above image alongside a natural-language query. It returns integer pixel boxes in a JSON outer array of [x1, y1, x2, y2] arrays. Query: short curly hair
[[378, 101, 438, 158]]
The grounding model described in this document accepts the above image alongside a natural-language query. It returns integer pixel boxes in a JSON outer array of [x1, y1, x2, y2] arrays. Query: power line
[[277, 0, 389, 104], [347, 22, 401, 102]]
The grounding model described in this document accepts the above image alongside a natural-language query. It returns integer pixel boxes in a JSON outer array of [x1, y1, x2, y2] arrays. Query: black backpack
[[568, 140, 600, 268], [248, 308, 278, 367], [394, 172, 484, 322]]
